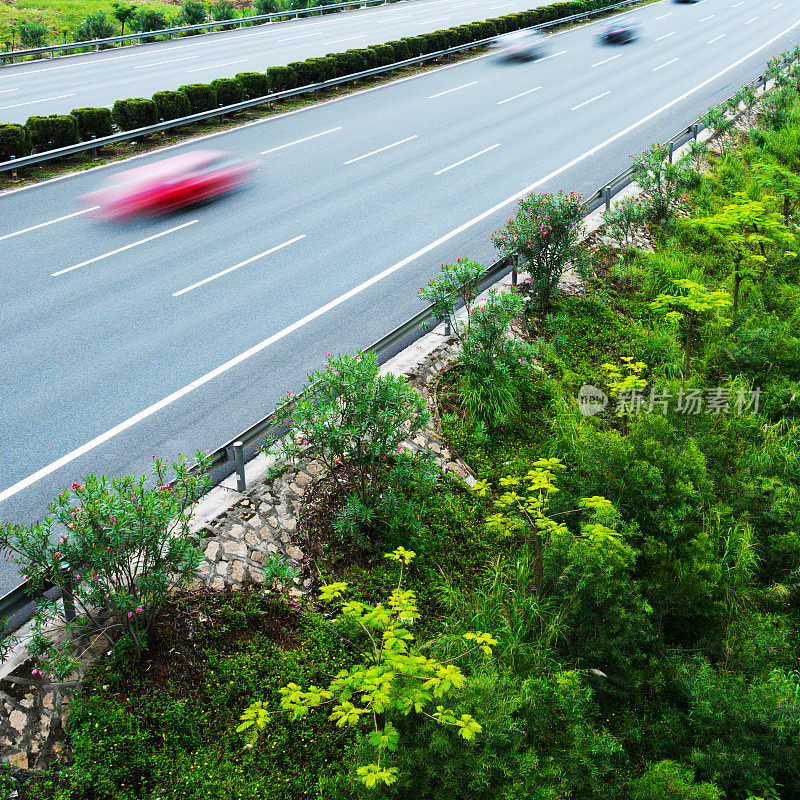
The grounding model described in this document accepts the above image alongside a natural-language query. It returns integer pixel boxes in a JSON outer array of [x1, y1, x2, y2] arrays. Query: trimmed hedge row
[[0, 0, 619, 161]]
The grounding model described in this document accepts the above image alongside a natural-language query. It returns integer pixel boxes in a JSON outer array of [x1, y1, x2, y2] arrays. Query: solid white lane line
[[0, 207, 99, 243], [4, 18, 799, 505], [260, 127, 342, 155], [655, 31, 676, 41], [592, 53, 621, 67], [52, 220, 198, 277], [419, 16, 450, 24], [653, 57, 678, 71], [708, 33, 726, 43], [497, 86, 542, 104], [187, 59, 248, 73], [324, 35, 367, 45], [434, 143, 500, 175], [428, 80, 478, 99], [654, 12, 672, 19], [570, 91, 610, 111], [172, 235, 305, 296], [343, 135, 418, 165], [133, 56, 199, 69], [699, 14, 716, 21], [0, 93, 74, 110], [277, 32, 323, 41], [745, 16, 758, 24]]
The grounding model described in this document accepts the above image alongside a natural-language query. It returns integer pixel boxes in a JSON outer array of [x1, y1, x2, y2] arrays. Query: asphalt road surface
[[0, 0, 556, 124], [1, 0, 798, 595]]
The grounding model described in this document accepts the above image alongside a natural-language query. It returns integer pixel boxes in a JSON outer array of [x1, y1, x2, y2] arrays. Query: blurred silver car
[[490, 30, 548, 62]]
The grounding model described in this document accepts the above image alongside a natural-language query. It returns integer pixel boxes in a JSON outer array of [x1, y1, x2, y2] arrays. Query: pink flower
[[136, 606, 143, 613], [127, 612, 133, 618], [104, 593, 109, 599]]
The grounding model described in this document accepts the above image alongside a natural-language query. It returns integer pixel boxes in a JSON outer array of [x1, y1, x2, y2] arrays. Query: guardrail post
[[691, 123, 701, 140], [668, 141, 674, 164], [762, 73, 768, 91], [602, 186, 612, 212], [444, 319, 451, 336], [511, 257, 518, 286], [227, 441, 247, 492], [90, 134, 98, 158], [8, 155, 15, 178]]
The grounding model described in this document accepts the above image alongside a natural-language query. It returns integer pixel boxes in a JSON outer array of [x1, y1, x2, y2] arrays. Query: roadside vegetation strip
[[4, 56, 800, 800], [0, 0, 657, 183]]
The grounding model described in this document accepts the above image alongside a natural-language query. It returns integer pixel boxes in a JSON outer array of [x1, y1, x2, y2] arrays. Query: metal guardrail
[[0, 0, 405, 63], [0, 0, 644, 174], [0, 17, 784, 637]]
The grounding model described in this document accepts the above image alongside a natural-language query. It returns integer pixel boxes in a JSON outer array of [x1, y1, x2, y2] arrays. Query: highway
[[0, 0, 556, 124], [0, 0, 798, 596]]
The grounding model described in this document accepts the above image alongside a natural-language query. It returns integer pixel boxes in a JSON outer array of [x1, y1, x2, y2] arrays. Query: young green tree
[[650, 278, 731, 377], [238, 547, 494, 788], [111, 2, 137, 36], [751, 160, 800, 226], [630, 142, 691, 222], [690, 193, 796, 316], [602, 195, 648, 263]]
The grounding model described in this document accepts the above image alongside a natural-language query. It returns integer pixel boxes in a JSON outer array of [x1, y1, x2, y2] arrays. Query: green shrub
[[254, 0, 279, 12], [455, 24, 474, 45], [177, 0, 206, 25], [111, 97, 158, 131], [500, 13, 521, 32], [266, 65, 297, 92], [0, 124, 32, 160], [70, 107, 114, 139], [306, 56, 335, 82], [211, 77, 244, 106], [152, 89, 191, 121], [18, 21, 48, 49], [487, 17, 507, 35], [133, 7, 170, 33], [288, 59, 325, 86], [235, 71, 270, 98], [177, 82, 218, 113], [74, 11, 115, 41], [370, 43, 396, 67], [347, 47, 377, 70], [24, 114, 79, 151], [385, 39, 410, 60], [401, 34, 431, 56], [209, 0, 237, 20]]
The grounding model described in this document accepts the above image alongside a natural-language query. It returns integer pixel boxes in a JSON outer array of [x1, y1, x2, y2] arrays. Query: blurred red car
[[83, 150, 255, 220]]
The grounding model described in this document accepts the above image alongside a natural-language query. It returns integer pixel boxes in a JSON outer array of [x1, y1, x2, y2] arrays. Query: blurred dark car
[[82, 150, 255, 220], [598, 23, 638, 44], [490, 30, 548, 62]]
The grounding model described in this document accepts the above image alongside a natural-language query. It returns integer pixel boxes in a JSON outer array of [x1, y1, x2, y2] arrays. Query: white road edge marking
[[173, 234, 306, 296], [592, 53, 621, 68], [434, 143, 500, 175], [344, 135, 418, 165], [653, 57, 678, 71], [4, 14, 800, 504], [0, 93, 74, 110], [570, 91, 610, 111], [497, 86, 542, 104], [0, 207, 99, 243], [261, 127, 342, 154], [51, 220, 198, 277], [187, 59, 248, 73], [708, 33, 727, 43], [428, 80, 478, 99]]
